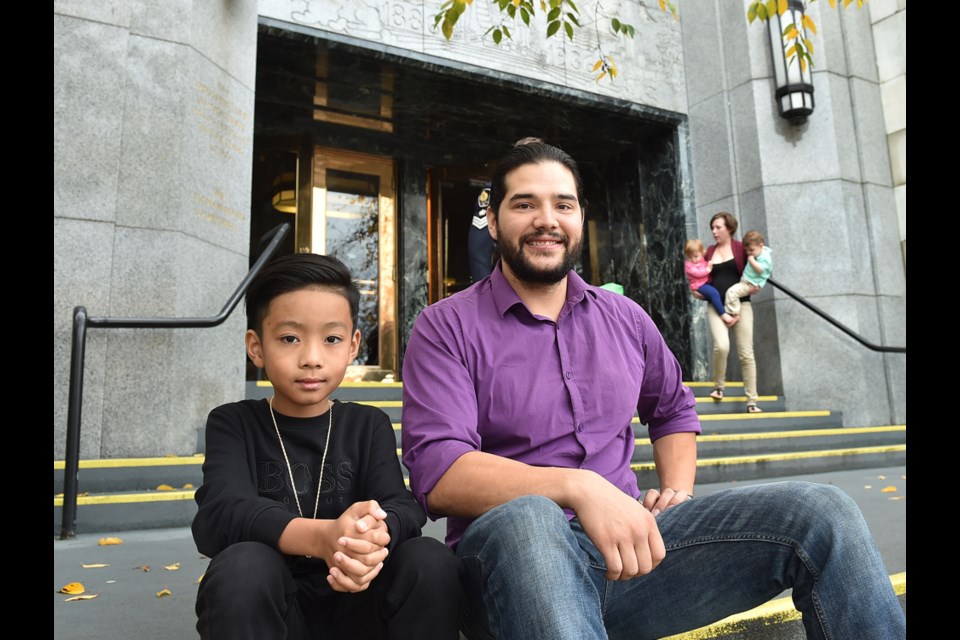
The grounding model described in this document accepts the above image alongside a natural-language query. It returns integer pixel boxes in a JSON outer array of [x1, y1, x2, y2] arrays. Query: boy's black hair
[[245, 253, 360, 335], [488, 142, 587, 219]]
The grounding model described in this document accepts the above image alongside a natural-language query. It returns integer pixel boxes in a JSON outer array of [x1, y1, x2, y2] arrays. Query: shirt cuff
[[408, 440, 478, 520]]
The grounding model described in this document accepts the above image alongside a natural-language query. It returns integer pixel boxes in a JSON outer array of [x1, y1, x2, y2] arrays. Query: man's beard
[[499, 230, 582, 285]]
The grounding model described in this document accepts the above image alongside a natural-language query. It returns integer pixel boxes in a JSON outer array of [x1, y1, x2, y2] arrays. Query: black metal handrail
[[59, 222, 292, 539], [767, 277, 905, 354]]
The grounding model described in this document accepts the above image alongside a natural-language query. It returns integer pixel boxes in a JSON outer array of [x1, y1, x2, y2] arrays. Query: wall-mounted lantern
[[768, 0, 815, 123]]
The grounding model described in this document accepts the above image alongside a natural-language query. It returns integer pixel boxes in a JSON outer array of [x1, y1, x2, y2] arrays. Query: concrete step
[[53, 456, 204, 495], [53, 442, 906, 534], [631, 425, 906, 461], [56, 382, 899, 534]]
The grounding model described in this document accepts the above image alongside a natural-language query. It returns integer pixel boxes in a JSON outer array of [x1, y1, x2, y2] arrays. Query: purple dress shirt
[[401, 264, 701, 547]]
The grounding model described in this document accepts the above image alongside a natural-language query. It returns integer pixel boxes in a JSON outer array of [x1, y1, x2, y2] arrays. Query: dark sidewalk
[[54, 466, 906, 639]]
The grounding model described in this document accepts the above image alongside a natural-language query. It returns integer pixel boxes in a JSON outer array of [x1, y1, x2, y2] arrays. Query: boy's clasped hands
[[316, 500, 391, 592]]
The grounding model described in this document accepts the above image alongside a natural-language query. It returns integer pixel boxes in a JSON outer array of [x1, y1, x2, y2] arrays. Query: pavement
[[53, 466, 906, 639]]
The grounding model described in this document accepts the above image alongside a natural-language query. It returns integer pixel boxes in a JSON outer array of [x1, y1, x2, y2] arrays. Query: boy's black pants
[[196, 537, 462, 639]]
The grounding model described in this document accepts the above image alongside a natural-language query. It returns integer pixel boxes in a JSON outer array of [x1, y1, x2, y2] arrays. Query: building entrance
[[297, 147, 398, 378]]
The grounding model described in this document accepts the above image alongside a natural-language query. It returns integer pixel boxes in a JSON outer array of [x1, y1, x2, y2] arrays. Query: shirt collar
[[490, 262, 598, 319]]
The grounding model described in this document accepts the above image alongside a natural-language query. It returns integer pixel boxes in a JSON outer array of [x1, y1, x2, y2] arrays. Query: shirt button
[[576, 423, 584, 432], [565, 371, 572, 379]]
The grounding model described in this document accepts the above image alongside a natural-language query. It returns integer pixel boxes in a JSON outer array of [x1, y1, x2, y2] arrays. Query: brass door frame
[[295, 146, 398, 375]]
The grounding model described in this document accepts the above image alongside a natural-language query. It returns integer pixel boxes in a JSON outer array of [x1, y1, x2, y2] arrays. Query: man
[[402, 142, 904, 640]]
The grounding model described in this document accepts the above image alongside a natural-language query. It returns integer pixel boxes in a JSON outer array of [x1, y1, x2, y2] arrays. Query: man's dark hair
[[488, 142, 587, 218], [245, 253, 360, 335]]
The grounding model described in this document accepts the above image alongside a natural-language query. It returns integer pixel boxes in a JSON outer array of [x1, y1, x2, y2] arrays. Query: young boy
[[192, 253, 461, 640], [724, 229, 773, 318]]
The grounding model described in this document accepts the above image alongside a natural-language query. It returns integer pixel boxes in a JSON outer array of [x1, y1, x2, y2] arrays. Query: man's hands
[[569, 472, 666, 581], [642, 487, 692, 517], [316, 500, 391, 593]]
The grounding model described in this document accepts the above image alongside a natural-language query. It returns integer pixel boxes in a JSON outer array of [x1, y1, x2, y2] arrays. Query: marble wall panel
[[398, 161, 429, 371], [636, 130, 689, 372]]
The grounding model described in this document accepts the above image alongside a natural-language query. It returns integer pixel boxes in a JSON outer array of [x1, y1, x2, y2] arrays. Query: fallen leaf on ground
[[156, 484, 176, 491], [135, 565, 151, 572], [901, 475, 906, 480], [98, 537, 123, 546], [156, 588, 172, 598], [81, 563, 109, 569], [196, 574, 204, 584], [888, 496, 905, 501], [106, 580, 117, 584], [877, 475, 886, 480], [60, 582, 85, 595], [182, 483, 194, 489], [880, 486, 897, 493], [864, 485, 872, 489], [65, 594, 98, 602], [163, 563, 181, 571]]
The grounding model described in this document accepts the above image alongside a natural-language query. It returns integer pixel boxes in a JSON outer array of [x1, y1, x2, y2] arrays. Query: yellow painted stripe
[[633, 425, 907, 447], [630, 444, 906, 471], [691, 410, 832, 422], [352, 400, 402, 408], [662, 573, 905, 639], [685, 382, 743, 388], [54, 456, 205, 470], [53, 490, 196, 507], [695, 395, 778, 404]]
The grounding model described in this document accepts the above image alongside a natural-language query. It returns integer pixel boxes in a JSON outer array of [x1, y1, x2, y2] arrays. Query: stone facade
[[54, 1, 905, 458]]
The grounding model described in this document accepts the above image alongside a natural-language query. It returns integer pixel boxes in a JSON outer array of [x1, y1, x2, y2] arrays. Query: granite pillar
[[54, 1, 259, 458]]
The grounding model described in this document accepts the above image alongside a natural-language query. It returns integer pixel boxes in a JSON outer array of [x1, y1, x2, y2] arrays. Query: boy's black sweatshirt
[[192, 398, 424, 590]]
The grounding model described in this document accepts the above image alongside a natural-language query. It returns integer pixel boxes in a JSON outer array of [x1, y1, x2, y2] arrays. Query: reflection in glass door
[[297, 148, 396, 375]]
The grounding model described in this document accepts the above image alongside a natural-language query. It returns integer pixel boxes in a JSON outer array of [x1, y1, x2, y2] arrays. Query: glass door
[[296, 147, 396, 377]]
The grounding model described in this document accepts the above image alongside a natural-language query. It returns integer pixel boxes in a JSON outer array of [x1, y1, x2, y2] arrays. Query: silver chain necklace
[[268, 396, 333, 522]]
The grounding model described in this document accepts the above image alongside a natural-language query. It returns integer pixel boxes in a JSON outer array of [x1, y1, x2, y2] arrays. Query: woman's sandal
[[709, 388, 723, 400], [747, 404, 763, 413]]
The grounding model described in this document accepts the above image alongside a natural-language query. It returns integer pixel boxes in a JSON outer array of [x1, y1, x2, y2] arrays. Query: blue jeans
[[456, 484, 904, 640], [697, 284, 726, 316]]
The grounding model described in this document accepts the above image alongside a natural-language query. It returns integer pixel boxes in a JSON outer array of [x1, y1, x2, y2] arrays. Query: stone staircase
[[53, 380, 906, 534], [53, 380, 905, 638]]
